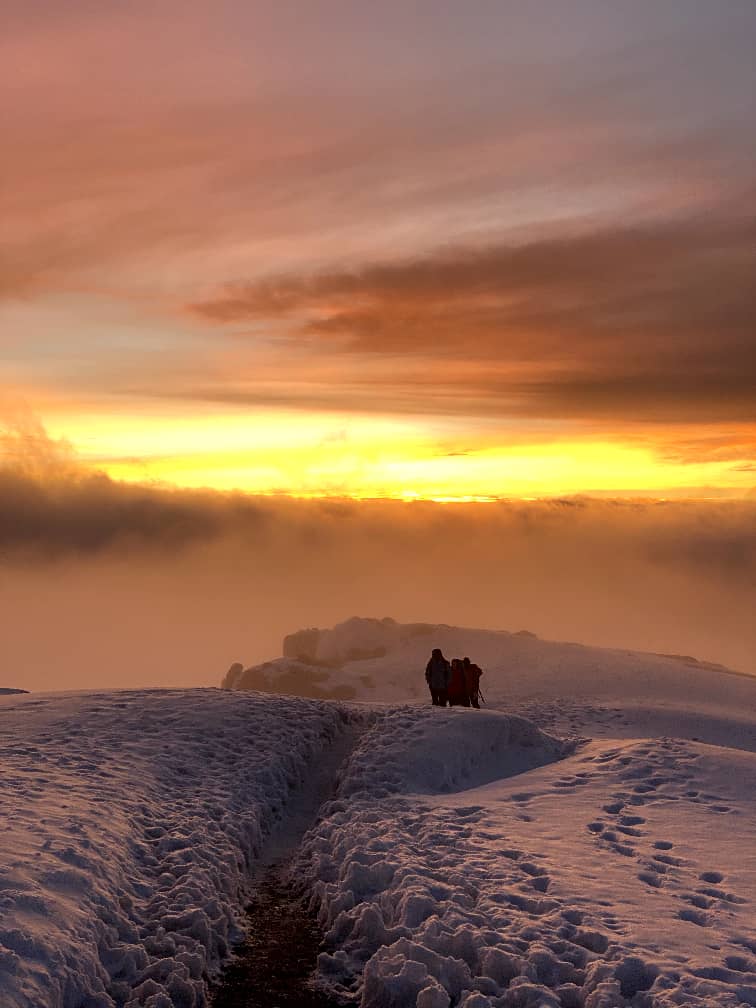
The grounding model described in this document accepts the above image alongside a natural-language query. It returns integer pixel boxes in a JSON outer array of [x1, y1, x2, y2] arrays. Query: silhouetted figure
[[447, 657, 470, 707], [425, 648, 450, 706], [463, 656, 483, 708]]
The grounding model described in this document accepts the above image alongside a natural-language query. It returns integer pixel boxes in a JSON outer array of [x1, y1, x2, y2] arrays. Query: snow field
[[300, 708, 756, 1008], [3, 617, 756, 1008], [0, 689, 353, 1008]]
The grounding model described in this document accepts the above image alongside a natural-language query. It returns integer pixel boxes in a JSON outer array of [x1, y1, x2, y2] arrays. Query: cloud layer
[[2, 423, 754, 690], [191, 214, 756, 423]]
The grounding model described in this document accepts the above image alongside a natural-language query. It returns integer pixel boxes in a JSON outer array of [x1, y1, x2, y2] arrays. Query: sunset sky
[[2, 1, 755, 500]]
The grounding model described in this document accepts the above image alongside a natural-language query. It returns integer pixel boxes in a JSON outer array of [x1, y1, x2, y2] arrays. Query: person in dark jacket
[[447, 657, 470, 706], [463, 657, 483, 708], [425, 648, 450, 706]]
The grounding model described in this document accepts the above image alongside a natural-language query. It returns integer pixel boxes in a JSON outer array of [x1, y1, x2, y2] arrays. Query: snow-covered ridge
[[223, 617, 756, 716], [0, 689, 354, 1008], [282, 619, 437, 667]]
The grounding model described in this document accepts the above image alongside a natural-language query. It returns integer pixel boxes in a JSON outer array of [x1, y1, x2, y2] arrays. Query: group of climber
[[424, 648, 484, 709]]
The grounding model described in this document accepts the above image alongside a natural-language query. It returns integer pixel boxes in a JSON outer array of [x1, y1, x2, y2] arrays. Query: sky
[[2, 0, 755, 499], [1, 2, 756, 692]]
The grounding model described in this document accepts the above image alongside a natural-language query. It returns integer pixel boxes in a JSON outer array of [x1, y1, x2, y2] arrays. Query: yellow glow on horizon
[[38, 404, 755, 501]]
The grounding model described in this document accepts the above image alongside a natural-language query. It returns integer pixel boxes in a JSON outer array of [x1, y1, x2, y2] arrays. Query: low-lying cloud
[[0, 419, 268, 557], [1, 421, 754, 691]]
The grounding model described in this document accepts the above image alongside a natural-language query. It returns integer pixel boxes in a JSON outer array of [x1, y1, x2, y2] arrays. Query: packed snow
[[300, 709, 756, 1007], [0, 689, 354, 1007], [2, 618, 755, 1007]]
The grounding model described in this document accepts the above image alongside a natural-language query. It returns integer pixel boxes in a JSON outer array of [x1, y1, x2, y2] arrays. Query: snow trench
[[0, 690, 365, 1008], [5, 692, 754, 1008], [210, 725, 361, 1008]]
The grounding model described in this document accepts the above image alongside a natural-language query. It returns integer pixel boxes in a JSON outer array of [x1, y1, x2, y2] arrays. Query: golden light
[[39, 403, 755, 501]]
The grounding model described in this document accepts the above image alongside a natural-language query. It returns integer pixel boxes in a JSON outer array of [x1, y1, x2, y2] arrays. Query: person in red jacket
[[463, 656, 483, 709], [447, 658, 469, 706]]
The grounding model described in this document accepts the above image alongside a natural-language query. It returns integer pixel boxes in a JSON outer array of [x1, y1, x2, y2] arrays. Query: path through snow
[[211, 864, 342, 1008], [211, 726, 361, 1007], [0, 690, 357, 1007]]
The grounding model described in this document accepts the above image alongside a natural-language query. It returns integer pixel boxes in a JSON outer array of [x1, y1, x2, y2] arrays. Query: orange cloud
[[189, 215, 756, 424]]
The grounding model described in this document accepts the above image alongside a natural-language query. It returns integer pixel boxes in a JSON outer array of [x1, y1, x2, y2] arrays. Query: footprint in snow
[[700, 870, 724, 883], [697, 886, 748, 905], [616, 825, 643, 837], [529, 874, 550, 892], [611, 841, 635, 857], [652, 853, 684, 867], [723, 954, 755, 973], [684, 892, 714, 909], [678, 907, 710, 927], [619, 814, 645, 826]]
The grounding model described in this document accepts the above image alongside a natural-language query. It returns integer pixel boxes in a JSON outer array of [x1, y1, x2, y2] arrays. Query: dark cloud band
[[190, 213, 756, 423]]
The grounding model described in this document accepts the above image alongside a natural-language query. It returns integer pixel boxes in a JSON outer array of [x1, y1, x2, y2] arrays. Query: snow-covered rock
[[283, 617, 436, 667], [223, 656, 359, 700]]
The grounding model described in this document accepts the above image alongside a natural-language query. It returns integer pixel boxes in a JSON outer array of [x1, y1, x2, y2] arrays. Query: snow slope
[[300, 707, 756, 1008], [0, 689, 352, 1007], [2, 618, 755, 1008], [264, 619, 755, 1007]]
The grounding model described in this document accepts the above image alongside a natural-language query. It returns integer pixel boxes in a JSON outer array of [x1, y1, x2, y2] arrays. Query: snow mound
[[335, 706, 569, 800], [0, 689, 351, 1008]]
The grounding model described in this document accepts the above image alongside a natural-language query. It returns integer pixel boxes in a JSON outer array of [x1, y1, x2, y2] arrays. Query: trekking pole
[[478, 687, 486, 706]]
